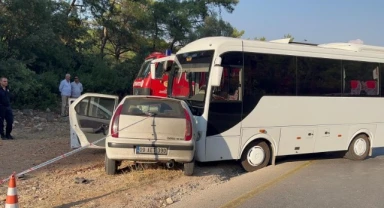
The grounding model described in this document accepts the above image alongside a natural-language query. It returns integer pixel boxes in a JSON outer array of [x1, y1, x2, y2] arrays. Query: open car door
[[69, 93, 119, 148], [69, 98, 80, 149]]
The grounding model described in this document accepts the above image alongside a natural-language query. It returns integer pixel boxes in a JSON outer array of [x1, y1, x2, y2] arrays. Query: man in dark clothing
[[0, 77, 14, 140]]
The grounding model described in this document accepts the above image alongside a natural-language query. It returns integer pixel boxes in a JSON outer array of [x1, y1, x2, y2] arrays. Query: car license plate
[[136, 146, 168, 155]]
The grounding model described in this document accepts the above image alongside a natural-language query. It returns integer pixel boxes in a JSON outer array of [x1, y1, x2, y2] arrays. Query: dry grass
[[5, 160, 185, 208], [0, 137, 242, 208]]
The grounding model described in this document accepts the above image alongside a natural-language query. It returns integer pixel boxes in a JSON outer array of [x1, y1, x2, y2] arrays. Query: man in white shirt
[[71, 76, 83, 98], [59, 74, 71, 117]]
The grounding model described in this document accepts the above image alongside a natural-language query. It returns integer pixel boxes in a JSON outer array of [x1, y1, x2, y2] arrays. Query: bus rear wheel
[[241, 140, 270, 172], [345, 134, 370, 160]]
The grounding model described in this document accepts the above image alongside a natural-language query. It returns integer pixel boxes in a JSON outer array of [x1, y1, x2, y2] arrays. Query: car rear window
[[121, 97, 185, 118]]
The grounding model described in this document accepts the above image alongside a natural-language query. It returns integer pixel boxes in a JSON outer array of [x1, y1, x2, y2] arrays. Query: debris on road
[[74, 177, 90, 184], [166, 197, 174, 204]]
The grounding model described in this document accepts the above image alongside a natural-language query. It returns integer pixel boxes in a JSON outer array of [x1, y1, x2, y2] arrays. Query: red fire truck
[[132, 51, 192, 97], [132, 51, 174, 96]]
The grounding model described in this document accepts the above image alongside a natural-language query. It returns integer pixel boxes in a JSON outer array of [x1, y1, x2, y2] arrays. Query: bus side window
[[242, 53, 296, 120], [342, 60, 380, 97], [212, 67, 241, 101], [212, 53, 242, 102], [297, 57, 341, 96]]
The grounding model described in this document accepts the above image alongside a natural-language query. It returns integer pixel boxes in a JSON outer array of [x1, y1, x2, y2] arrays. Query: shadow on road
[[276, 151, 346, 164], [52, 192, 113, 208], [368, 147, 384, 158]]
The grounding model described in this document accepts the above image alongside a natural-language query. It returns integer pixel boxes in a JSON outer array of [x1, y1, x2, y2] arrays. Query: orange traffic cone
[[5, 174, 19, 208]]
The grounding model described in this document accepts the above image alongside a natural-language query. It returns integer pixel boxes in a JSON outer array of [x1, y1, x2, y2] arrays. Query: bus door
[[205, 52, 244, 161]]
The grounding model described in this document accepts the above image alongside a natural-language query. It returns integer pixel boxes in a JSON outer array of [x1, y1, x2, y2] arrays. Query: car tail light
[[111, 105, 123, 138], [184, 109, 192, 141]]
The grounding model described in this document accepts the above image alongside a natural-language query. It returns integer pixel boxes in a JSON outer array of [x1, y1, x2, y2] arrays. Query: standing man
[[59, 73, 71, 117], [71, 76, 83, 98], [0, 77, 14, 140]]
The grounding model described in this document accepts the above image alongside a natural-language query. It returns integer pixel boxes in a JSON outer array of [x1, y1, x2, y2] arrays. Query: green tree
[[151, 0, 241, 51], [283, 33, 294, 42], [0, 0, 243, 109], [254, 37, 267, 41]]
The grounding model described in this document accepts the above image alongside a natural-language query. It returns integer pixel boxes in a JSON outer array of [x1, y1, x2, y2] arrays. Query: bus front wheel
[[241, 140, 271, 172]]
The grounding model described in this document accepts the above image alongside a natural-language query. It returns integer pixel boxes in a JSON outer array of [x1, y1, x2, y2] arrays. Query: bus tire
[[183, 160, 195, 176], [345, 134, 370, 160], [241, 140, 271, 172], [105, 154, 117, 175]]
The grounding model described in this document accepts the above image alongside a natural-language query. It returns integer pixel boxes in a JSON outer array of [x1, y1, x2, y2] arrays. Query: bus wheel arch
[[345, 131, 371, 160], [240, 137, 274, 172]]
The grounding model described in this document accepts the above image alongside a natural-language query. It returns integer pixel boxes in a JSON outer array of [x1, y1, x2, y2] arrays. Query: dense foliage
[[0, 0, 243, 109]]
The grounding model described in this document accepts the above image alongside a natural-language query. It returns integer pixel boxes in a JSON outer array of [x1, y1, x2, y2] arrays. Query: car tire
[[345, 134, 370, 160], [105, 154, 117, 175], [183, 160, 195, 176], [241, 140, 270, 172]]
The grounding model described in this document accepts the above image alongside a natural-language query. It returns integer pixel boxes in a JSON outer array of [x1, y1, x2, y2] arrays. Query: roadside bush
[[75, 55, 141, 98], [0, 59, 50, 109]]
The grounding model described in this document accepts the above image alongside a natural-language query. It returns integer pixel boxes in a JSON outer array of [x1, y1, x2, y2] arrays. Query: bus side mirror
[[214, 57, 222, 65], [211, 66, 223, 87], [150, 63, 156, 79]]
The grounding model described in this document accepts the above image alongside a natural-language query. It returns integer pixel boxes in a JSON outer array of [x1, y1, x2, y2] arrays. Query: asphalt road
[[171, 148, 384, 208], [238, 148, 384, 208]]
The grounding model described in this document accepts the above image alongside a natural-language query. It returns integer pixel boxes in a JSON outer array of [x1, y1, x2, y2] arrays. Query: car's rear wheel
[[105, 154, 117, 175], [183, 160, 195, 176]]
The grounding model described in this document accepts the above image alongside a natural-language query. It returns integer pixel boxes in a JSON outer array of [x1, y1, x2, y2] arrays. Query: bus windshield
[[168, 50, 214, 104], [136, 59, 153, 79]]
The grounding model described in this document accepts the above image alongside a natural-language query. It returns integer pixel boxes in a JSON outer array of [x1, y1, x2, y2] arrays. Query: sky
[[221, 0, 384, 46]]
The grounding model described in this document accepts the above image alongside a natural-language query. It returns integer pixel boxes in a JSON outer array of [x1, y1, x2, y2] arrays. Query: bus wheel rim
[[247, 146, 265, 166], [354, 138, 367, 156]]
